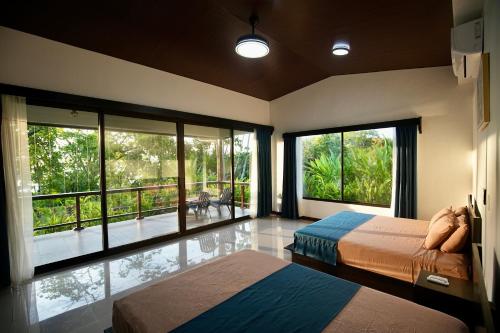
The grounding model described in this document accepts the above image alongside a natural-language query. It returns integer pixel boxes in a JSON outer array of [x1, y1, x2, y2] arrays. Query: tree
[[29, 125, 255, 234]]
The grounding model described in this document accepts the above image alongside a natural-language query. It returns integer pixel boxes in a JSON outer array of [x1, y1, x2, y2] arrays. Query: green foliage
[[29, 126, 100, 194], [302, 130, 393, 206], [29, 125, 252, 235], [303, 154, 341, 200], [343, 133, 393, 205]]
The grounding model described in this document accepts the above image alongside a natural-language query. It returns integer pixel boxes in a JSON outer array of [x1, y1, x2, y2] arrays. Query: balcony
[[33, 181, 250, 267]]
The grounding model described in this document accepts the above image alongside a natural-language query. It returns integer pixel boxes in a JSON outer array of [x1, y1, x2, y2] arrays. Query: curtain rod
[[282, 117, 422, 138]]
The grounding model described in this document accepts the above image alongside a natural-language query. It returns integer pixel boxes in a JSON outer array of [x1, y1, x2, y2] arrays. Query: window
[[24, 103, 257, 269], [28, 105, 103, 266], [301, 128, 394, 206], [233, 130, 253, 213], [184, 125, 232, 229], [105, 115, 180, 248]]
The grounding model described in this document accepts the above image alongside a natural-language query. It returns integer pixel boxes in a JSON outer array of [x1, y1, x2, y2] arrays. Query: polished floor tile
[[3, 217, 308, 333], [33, 207, 249, 266]]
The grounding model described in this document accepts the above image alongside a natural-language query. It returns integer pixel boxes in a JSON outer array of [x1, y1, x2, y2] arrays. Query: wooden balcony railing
[[32, 181, 250, 232]]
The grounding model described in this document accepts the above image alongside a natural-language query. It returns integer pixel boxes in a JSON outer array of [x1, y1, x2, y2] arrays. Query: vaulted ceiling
[[0, 1, 453, 101]]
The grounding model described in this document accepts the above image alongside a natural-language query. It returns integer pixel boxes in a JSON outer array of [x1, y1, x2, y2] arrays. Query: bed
[[112, 250, 468, 333], [285, 196, 481, 300], [294, 213, 470, 283]]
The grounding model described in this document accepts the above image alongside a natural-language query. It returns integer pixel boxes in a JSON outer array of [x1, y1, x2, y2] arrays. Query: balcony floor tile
[[33, 207, 249, 266]]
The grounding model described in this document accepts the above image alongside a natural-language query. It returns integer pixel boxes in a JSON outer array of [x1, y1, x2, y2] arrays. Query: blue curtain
[[256, 127, 272, 217], [281, 135, 299, 219], [395, 125, 417, 218], [0, 105, 10, 287]]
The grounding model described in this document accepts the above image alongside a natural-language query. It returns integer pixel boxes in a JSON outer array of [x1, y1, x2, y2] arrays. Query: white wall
[[474, 0, 500, 302], [271, 66, 474, 220], [0, 27, 270, 125]]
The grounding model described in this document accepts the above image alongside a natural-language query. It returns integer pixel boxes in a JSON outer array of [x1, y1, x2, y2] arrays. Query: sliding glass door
[[25, 101, 254, 270], [184, 125, 233, 229], [104, 115, 179, 248], [233, 130, 254, 217], [27, 105, 103, 266]]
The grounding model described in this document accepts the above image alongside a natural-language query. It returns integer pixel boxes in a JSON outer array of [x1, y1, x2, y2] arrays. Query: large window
[[28, 105, 103, 266], [301, 128, 394, 206], [233, 130, 253, 214], [184, 125, 232, 229], [22, 101, 258, 270], [105, 115, 179, 248]]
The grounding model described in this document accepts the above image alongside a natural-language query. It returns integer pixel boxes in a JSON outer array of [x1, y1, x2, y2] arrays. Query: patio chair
[[210, 187, 232, 216], [187, 191, 212, 219]]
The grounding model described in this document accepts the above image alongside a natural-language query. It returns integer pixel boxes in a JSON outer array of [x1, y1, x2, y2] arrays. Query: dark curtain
[[0, 103, 11, 287], [395, 125, 417, 218], [281, 135, 299, 219], [256, 127, 272, 217]]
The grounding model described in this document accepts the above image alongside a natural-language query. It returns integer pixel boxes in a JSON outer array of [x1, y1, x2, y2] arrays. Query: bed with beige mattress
[[290, 212, 471, 284], [112, 250, 468, 333], [337, 214, 469, 282]]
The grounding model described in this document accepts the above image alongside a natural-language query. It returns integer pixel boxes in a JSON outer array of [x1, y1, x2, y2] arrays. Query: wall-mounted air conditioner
[[451, 18, 483, 83]]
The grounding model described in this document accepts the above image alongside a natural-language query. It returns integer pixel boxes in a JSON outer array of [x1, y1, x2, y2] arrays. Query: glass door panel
[[27, 105, 102, 266], [233, 130, 253, 218], [184, 125, 232, 229], [104, 115, 179, 248]]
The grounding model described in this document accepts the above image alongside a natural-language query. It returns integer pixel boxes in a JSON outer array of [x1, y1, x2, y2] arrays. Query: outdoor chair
[[187, 191, 212, 219], [210, 188, 232, 216]]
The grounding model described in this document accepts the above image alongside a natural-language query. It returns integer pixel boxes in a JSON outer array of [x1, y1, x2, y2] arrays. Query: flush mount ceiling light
[[235, 15, 269, 58], [332, 42, 350, 56]]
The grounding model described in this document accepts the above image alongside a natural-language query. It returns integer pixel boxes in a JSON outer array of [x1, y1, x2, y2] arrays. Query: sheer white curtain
[[11, 283, 40, 332], [1, 95, 34, 285], [249, 130, 258, 218]]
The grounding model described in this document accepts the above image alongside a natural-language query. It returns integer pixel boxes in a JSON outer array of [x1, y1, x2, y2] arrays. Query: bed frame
[[285, 194, 485, 309], [467, 194, 482, 248], [471, 243, 495, 332]]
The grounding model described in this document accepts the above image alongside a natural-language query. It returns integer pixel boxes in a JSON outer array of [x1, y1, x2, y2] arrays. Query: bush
[[302, 130, 393, 206]]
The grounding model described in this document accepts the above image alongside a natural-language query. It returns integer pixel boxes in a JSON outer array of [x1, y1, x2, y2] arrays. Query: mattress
[[113, 250, 468, 333], [336, 215, 470, 282]]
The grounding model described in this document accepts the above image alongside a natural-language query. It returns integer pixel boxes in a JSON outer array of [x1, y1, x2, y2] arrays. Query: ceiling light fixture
[[332, 42, 350, 56], [235, 15, 269, 58]]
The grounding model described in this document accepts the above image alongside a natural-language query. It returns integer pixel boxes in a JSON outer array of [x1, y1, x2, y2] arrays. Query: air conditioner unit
[[451, 18, 483, 83]]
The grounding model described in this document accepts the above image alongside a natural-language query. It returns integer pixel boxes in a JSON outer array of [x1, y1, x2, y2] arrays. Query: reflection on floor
[[33, 206, 248, 267], [2, 216, 309, 333]]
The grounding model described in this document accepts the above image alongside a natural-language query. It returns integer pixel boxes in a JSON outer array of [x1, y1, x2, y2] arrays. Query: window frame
[[1, 83, 272, 275], [288, 118, 421, 208]]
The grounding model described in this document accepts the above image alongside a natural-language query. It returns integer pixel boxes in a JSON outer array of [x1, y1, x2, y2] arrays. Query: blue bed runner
[[294, 211, 375, 265], [170, 263, 360, 333]]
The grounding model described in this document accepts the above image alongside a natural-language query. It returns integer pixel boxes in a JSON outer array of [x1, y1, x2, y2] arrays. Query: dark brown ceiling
[[0, 1, 453, 101]]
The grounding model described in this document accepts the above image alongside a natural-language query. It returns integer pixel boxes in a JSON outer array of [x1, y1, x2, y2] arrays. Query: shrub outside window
[[301, 128, 394, 207]]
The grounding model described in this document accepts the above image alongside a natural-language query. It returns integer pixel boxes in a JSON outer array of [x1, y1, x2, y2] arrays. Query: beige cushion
[[424, 214, 456, 250], [454, 206, 468, 217], [428, 206, 453, 231], [456, 214, 468, 226], [440, 222, 469, 253]]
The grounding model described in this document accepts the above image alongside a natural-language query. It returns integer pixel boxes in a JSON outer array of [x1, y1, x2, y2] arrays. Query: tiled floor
[[34, 206, 248, 266], [2, 216, 309, 333]]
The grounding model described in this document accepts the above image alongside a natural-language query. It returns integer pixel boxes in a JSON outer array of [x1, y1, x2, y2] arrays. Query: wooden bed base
[[285, 195, 481, 297], [284, 243, 415, 301]]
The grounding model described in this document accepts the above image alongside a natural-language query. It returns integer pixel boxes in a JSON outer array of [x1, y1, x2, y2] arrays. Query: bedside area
[[414, 270, 478, 328]]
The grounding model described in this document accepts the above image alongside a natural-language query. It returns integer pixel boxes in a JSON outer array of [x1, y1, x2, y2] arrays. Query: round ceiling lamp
[[235, 15, 269, 58], [332, 42, 350, 56]]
